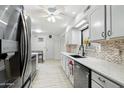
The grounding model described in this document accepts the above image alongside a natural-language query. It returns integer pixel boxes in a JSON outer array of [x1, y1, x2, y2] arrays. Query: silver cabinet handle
[[107, 30, 112, 36], [101, 32, 105, 38], [98, 77, 106, 83]]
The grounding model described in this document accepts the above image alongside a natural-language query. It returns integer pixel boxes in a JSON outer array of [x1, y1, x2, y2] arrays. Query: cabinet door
[[61, 55, 65, 71], [92, 71, 120, 88], [66, 29, 81, 44], [65, 31, 72, 44], [111, 6, 124, 38], [90, 6, 106, 41]]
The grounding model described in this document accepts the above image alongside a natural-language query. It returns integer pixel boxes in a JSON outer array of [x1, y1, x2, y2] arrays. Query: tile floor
[[31, 60, 73, 88]]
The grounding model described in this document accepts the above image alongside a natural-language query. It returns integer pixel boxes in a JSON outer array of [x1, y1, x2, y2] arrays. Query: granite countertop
[[61, 52, 124, 87]]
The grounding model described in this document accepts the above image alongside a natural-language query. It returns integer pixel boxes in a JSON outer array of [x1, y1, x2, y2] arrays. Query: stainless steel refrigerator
[[0, 5, 31, 88]]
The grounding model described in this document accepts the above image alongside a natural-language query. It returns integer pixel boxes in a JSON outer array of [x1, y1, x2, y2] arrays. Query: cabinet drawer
[[92, 71, 120, 88], [92, 80, 102, 88]]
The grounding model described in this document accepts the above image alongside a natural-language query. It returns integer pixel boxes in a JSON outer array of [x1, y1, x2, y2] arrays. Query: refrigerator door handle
[[20, 11, 32, 85], [20, 11, 28, 81]]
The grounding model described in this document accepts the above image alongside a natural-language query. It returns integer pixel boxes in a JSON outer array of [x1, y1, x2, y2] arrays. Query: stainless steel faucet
[[78, 45, 85, 56]]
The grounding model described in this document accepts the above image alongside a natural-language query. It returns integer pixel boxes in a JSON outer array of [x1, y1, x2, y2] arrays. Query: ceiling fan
[[39, 5, 65, 23]]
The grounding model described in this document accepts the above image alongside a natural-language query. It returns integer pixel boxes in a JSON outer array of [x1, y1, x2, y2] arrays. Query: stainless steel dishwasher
[[74, 61, 91, 88]]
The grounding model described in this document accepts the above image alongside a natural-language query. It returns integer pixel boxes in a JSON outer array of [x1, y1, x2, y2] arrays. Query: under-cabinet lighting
[[75, 20, 87, 28]]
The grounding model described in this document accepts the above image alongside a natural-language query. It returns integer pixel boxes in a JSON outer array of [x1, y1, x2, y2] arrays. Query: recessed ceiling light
[[35, 29, 43, 33]]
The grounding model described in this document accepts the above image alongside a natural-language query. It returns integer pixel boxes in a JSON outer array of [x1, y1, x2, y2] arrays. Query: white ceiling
[[24, 5, 86, 35]]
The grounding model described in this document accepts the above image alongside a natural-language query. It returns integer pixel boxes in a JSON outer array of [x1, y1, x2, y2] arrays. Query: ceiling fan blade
[[38, 5, 52, 15], [54, 9, 64, 15], [55, 15, 62, 19], [40, 15, 49, 17]]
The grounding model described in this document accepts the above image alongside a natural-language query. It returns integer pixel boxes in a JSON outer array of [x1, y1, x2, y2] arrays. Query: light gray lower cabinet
[[61, 55, 66, 71], [92, 80, 102, 88], [91, 71, 120, 88]]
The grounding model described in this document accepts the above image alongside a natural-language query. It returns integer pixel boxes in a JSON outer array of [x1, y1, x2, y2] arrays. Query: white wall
[[31, 34, 46, 51], [71, 28, 81, 45], [31, 33, 61, 60]]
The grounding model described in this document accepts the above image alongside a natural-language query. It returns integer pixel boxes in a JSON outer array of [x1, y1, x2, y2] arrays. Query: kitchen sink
[[70, 55, 86, 58]]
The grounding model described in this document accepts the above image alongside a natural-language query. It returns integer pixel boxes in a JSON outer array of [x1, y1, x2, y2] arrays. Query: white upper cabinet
[[65, 28, 81, 45], [89, 5, 124, 41], [110, 6, 124, 38], [90, 6, 106, 41], [65, 5, 124, 43]]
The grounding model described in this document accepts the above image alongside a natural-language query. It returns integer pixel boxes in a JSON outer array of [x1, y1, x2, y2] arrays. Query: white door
[[46, 37, 54, 60]]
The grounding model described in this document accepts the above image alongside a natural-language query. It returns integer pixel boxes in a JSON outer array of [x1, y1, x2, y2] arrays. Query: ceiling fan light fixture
[[47, 17, 51, 22], [51, 16, 56, 23], [40, 6, 64, 23], [47, 16, 56, 23], [48, 7, 57, 12]]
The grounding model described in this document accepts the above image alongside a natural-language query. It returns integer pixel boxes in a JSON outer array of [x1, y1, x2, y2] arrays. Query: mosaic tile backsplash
[[85, 39, 124, 64]]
